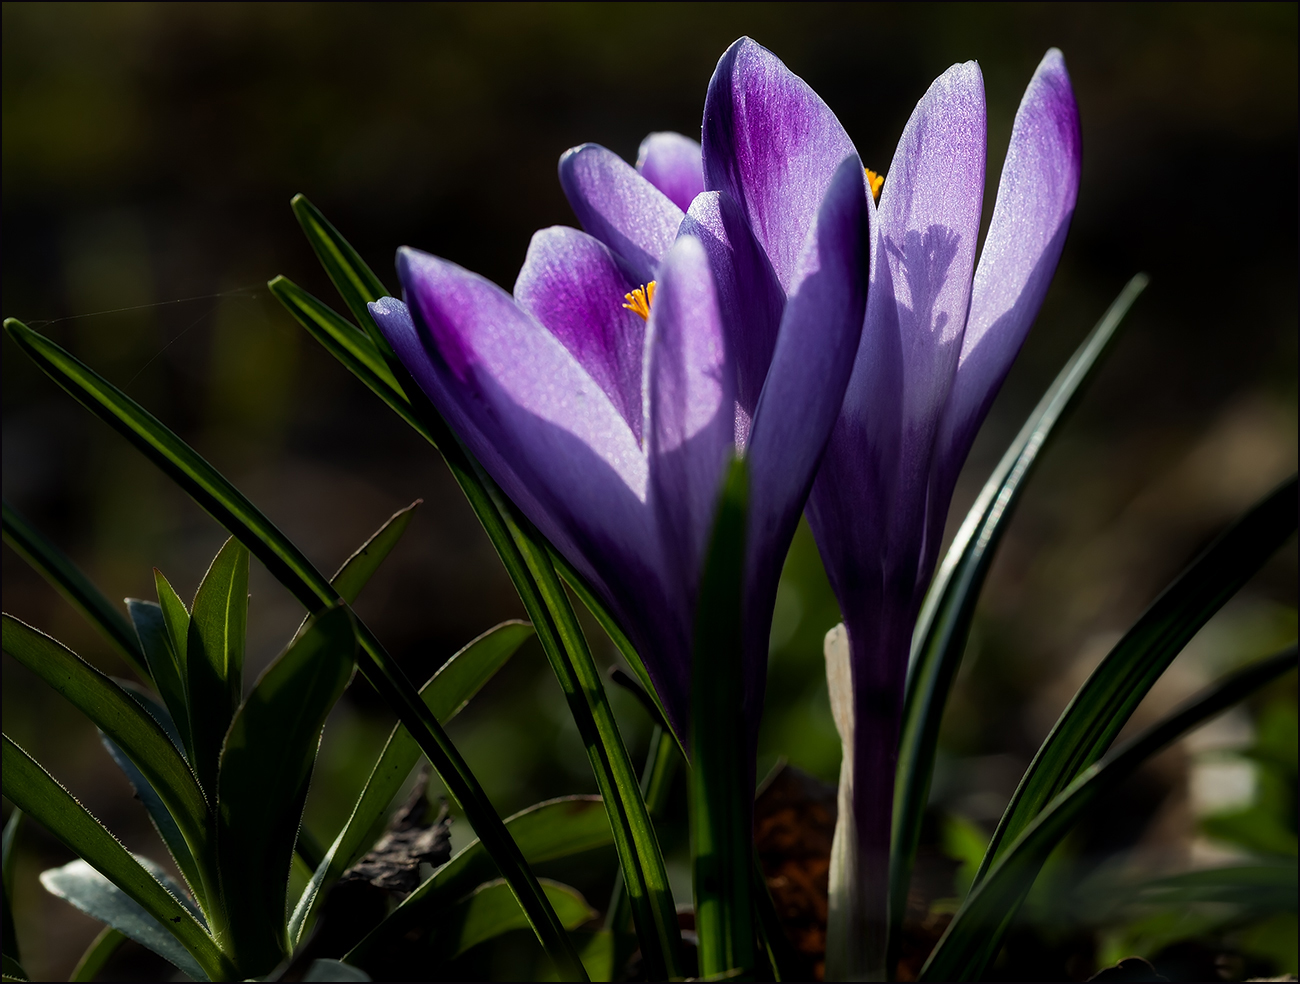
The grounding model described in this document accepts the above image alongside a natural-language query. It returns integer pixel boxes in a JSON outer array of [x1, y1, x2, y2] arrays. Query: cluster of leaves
[[1, 198, 1295, 982]]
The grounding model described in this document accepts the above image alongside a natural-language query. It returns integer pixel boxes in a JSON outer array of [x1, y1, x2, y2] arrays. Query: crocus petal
[[677, 190, 785, 445], [932, 49, 1081, 499], [854, 59, 986, 581], [743, 154, 869, 724], [646, 235, 735, 618], [637, 131, 706, 213], [702, 37, 858, 294], [559, 143, 685, 284], [513, 226, 647, 442]]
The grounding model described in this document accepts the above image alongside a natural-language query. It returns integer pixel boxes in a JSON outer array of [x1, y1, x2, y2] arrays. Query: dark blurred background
[[3, 3, 1296, 980]]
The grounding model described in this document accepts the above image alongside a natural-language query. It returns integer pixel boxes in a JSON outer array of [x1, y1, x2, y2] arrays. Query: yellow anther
[[865, 167, 884, 203], [622, 281, 656, 321]]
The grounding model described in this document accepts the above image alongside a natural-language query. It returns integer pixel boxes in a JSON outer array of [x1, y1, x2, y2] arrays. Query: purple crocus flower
[[775, 50, 1076, 975], [368, 92, 870, 745]]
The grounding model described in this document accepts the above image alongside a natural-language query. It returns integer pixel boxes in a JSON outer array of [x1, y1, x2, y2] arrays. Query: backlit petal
[[637, 131, 706, 213]]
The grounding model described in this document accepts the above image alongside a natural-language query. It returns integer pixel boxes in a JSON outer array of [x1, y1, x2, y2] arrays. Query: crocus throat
[[622, 281, 656, 321], [865, 168, 884, 202]]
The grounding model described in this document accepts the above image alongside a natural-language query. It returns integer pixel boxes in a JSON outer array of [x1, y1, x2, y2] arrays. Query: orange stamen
[[865, 167, 884, 202], [622, 281, 657, 321]]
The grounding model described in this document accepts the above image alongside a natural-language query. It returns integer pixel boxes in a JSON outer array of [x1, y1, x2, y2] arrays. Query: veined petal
[[869, 59, 986, 571], [513, 226, 647, 442], [936, 49, 1081, 487], [559, 143, 685, 284], [646, 235, 735, 616], [677, 190, 785, 445], [743, 155, 869, 722], [637, 131, 706, 213], [702, 37, 858, 294]]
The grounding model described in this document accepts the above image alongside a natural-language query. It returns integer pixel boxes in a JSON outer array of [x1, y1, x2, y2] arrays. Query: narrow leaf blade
[[216, 606, 357, 973], [1, 736, 229, 981], [41, 858, 207, 981], [692, 456, 754, 980], [290, 620, 534, 943], [2, 500, 148, 681], [126, 599, 191, 759], [346, 796, 611, 962], [0, 616, 208, 861], [920, 646, 1297, 981], [890, 275, 1148, 964], [975, 476, 1297, 886]]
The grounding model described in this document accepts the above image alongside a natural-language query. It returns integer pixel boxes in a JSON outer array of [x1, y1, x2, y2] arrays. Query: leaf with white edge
[[187, 537, 249, 798], [41, 858, 207, 981], [127, 599, 191, 757], [2, 736, 230, 980]]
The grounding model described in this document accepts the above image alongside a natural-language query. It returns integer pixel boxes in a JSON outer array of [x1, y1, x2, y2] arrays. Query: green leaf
[[889, 274, 1148, 966], [331, 500, 420, 604], [1127, 863, 1298, 912], [919, 645, 1298, 981], [187, 537, 249, 798], [974, 477, 1298, 887], [69, 926, 126, 983], [445, 880, 596, 961], [2, 811, 20, 967], [126, 599, 191, 760], [289, 195, 394, 355], [99, 734, 203, 905], [1, 735, 232, 981], [4, 316, 584, 981], [1, 953, 28, 982], [289, 620, 534, 943], [484, 479, 682, 981], [552, 550, 678, 753], [0, 617, 209, 873], [216, 606, 356, 975], [2, 499, 149, 682], [691, 456, 754, 980], [41, 858, 207, 981], [347, 796, 612, 962], [303, 958, 371, 981]]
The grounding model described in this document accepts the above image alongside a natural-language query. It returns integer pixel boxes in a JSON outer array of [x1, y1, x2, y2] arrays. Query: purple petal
[[646, 235, 736, 611], [848, 59, 987, 583], [933, 49, 1081, 496], [513, 225, 647, 442], [702, 37, 858, 294], [559, 143, 685, 284], [637, 131, 706, 213], [743, 154, 870, 726], [677, 190, 785, 446]]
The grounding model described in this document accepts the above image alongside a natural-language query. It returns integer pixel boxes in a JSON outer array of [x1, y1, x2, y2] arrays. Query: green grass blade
[[2, 736, 232, 981], [0, 617, 209, 870], [692, 457, 754, 980], [330, 500, 420, 603], [69, 925, 126, 982], [99, 734, 203, 906], [436, 879, 595, 962], [889, 274, 1148, 964], [2, 500, 149, 682], [974, 476, 1297, 887], [186, 538, 249, 799], [2, 317, 586, 980], [920, 645, 1297, 981], [551, 549, 678, 751], [290, 620, 534, 943], [289, 195, 394, 355], [267, 275, 399, 391], [126, 600, 191, 760], [216, 606, 356, 973], [347, 796, 611, 963], [41, 858, 207, 981], [487, 480, 683, 980]]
